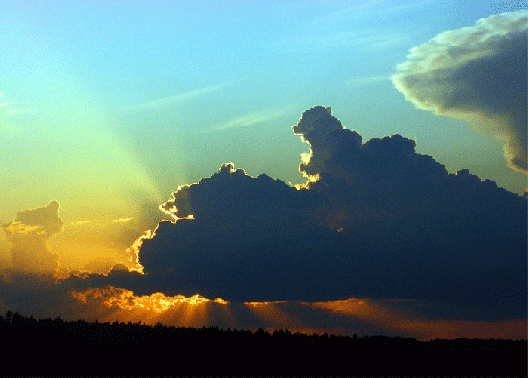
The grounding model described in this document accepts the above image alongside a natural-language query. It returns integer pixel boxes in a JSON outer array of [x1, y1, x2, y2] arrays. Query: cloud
[[211, 107, 294, 132], [392, 11, 528, 173], [49, 199, 168, 273], [71, 220, 90, 226], [128, 106, 526, 321], [1, 197, 165, 277], [347, 74, 394, 86], [112, 217, 135, 223], [0, 91, 35, 137], [2, 201, 63, 274], [124, 83, 230, 112], [280, 0, 435, 26], [280, 30, 410, 52]]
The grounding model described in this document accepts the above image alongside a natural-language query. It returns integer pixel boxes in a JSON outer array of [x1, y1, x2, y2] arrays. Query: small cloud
[[0, 91, 34, 136], [112, 217, 135, 223], [2, 201, 63, 274], [0, 91, 34, 117], [71, 220, 90, 226]]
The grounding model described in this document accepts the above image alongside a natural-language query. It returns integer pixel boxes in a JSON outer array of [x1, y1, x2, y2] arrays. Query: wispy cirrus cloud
[[124, 82, 231, 112], [347, 74, 393, 86], [277, 0, 436, 27], [311, 0, 436, 24], [0, 91, 34, 136], [274, 0, 438, 54], [210, 107, 295, 132], [278, 30, 410, 52]]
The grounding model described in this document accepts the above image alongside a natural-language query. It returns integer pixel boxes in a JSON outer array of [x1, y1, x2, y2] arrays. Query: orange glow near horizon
[[243, 300, 306, 332], [308, 298, 528, 341], [68, 289, 527, 340]]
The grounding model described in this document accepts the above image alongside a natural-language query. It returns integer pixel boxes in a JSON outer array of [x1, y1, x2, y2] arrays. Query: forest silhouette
[[2, 311, 525, 376]]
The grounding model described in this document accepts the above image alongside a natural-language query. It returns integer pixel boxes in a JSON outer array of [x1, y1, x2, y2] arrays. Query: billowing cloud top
[[392, 10, 528, 173], [159, 163, 318, 224]]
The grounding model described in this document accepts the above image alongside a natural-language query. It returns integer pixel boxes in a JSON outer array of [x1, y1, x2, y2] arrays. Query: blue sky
[[0, 0, 526, 249], [2, 1, 526, 226], [0, 1, 526, 218]]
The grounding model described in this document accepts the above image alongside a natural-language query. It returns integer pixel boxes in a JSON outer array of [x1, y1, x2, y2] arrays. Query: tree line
[[1, 311, 525, 376]]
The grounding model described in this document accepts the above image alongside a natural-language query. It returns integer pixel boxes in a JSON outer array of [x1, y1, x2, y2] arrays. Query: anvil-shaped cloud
[[392, 10, 527, 173]]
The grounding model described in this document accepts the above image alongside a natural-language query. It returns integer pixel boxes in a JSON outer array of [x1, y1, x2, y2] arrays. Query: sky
[[0, 1, 526, 340]]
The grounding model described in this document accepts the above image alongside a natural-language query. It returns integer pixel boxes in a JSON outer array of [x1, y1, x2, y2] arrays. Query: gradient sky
[[2, 0, 526, 223], [0, 1, 526, 340]]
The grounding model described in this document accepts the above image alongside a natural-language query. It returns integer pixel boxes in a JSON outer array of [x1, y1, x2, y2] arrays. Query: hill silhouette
[[1, 312, 525, 376]]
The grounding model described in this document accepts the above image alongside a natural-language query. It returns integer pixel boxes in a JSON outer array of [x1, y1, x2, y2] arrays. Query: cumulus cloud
[[129, 106, 526, 321], [392, 10, 528, 173], [2, 201, 63, 274], [292, 106, 450, 227]]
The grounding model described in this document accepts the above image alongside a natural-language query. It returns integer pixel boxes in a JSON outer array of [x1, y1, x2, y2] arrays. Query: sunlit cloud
[[112, 217, 135, 223], [69, 287, 229, 327], [71, 287, 217, 313], [70, 220, 90, 226], [393, 10, 528, 173]]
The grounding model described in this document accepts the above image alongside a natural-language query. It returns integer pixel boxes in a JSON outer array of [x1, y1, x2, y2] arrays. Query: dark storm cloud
[[2, 201, 63, 274], [392, 10, 528, 173], [132, 106, 526, 319]]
